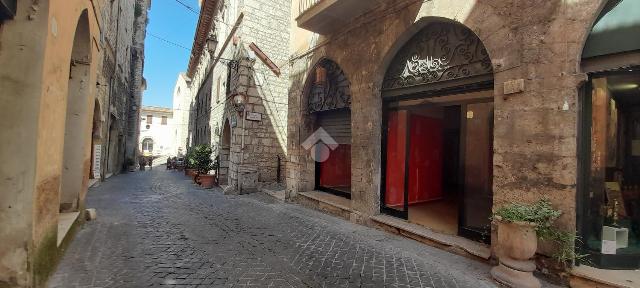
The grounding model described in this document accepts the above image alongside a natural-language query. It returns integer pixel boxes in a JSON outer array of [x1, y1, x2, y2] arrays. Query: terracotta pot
[[185, 168, 195, 177], [491, 218, 541, 288], [198, 174, 217, 189]]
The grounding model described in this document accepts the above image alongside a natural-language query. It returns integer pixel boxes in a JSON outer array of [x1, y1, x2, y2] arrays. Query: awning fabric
[[582, 0, 640, 59]]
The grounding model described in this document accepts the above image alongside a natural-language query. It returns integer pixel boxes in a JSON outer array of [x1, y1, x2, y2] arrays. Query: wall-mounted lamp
[[232, 93, 247, 112], [206, 35, 219, 55]]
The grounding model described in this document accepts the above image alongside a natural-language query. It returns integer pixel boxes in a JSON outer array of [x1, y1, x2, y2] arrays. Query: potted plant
[[184, 148, 196, 177], [491, 199, 578, 288], [192, 144, 217, 189]]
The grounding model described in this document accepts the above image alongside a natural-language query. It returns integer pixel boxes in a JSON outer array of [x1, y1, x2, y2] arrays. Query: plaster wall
[[173, 73, 192, 155], [287, 0, 607, 250], [0, 0, 102, 286], [139, 108, 175, 157]]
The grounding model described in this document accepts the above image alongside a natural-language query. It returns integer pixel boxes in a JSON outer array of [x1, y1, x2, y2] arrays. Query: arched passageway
[[380, 20, 495, 243], [218, 119, 231, 185], [60, 10, 91, 212], [90, 99, 102, 179]]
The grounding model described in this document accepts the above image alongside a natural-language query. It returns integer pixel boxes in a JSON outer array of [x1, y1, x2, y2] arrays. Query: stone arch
[[60, 9, 92, 212], [218, 118, 231, 185], [141, 137, 155, 153], [301, 58, 353, 197], [380, 19, 494, 96], [377, 16, 498, 94], [89, 98, 102, 179]]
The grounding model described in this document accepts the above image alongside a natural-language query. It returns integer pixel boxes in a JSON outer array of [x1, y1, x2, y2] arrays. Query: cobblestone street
[[49, 168, 503, 288]]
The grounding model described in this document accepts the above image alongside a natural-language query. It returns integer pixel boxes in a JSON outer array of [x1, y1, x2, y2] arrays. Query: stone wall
[[287, 0, 608, 244], [187, 0, 291, 190]]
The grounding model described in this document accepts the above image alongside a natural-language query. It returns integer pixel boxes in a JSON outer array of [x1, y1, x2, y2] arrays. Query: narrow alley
[[49, 169, 499, 288]]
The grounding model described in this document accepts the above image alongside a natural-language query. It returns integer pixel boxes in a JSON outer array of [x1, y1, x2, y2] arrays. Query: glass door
[[458, 102, 494, 243]]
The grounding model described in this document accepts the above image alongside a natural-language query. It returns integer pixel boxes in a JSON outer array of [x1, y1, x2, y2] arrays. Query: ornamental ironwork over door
[[307, 59, 351, 114], [382, 22, 493, 94]]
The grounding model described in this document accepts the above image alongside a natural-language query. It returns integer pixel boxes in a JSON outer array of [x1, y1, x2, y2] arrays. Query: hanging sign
[[93, 144, 102, 179], [246, 112, 262, 121]]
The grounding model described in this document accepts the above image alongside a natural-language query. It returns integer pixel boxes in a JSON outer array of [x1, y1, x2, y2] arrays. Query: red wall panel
[[385, 111, 407, 207], [408, 114, 443, 203], [319, 144, 351, 188]]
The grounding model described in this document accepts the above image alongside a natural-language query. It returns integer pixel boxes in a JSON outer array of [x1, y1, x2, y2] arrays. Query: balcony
[[296, 0, 377, 35]]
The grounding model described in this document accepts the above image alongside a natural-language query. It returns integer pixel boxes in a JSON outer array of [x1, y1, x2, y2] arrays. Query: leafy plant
[[192, 144, 217, 174], [494, 199, 582, 264]]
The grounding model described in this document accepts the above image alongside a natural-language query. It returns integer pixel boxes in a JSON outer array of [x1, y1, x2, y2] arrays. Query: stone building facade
[[172, 73, 193, 155], [94, 0, 149, 179], [0, 0, 148, 286], [287, 0, 640, 285], [185, 0, 290, 192]]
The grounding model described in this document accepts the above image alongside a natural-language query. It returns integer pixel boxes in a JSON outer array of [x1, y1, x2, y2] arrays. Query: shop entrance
[[380, 20, 495, 243], [579, 69, 640, 269], [382, 90, 493, 242]]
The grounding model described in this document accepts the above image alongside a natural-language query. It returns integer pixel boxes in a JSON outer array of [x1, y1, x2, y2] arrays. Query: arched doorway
[[90, 99, 102, 180], [60, 10, 91, 212], [578, 0, 640, 270], [218, 119, 231, 185], [303, 58, 352, 198], [142, 138, 154, 155], [380, 20, 494, 243]]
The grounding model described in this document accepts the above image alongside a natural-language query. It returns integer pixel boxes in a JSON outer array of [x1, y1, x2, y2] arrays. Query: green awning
[[582, 0, 640, 59]]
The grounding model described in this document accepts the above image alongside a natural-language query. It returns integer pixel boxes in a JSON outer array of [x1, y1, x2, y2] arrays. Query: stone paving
[[49, 168, 509, 288]]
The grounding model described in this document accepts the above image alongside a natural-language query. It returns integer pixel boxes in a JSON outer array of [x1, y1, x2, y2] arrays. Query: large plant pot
[[185, 168, 195, 177], [198, 174, 217, 189], [491, 218, 541, 288]]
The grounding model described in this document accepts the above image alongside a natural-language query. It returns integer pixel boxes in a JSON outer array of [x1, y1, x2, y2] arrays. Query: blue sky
[[142, 0, 199, 108]]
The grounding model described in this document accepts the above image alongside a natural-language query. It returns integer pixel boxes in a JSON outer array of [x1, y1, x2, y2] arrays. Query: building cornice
[[186, 0, 219, 78]]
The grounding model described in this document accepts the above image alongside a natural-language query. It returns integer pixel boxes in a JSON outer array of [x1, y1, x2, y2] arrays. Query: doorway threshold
[[571, 265, 640, 288], [57, 211, 80, 247], [298, 191, 352, 220], [371, 214, 491, 260]]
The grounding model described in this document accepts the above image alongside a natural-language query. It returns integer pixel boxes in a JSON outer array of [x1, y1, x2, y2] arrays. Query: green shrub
[[192, 144, 217, 174], [494, 199, 582, 264]]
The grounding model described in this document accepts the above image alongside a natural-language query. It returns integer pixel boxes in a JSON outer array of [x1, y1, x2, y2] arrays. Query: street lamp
[[206, 35, 218, 55], [232, 93, 246, 112]]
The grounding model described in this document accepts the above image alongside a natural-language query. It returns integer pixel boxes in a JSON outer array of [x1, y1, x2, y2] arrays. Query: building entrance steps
[[371, 214, 491, 260]]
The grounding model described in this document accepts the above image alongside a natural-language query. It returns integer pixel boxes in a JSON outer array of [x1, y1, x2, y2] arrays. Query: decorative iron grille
[[382, 22, 493, 91], [307, 59, 351, 114]]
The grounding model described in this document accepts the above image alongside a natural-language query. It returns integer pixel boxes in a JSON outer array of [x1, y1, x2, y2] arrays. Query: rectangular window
[[161, 116, 167, 125], [147, 115, 153, 124]]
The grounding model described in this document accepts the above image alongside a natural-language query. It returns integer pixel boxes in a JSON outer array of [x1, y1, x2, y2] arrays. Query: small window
[[161, 116, 167, 125], [216, 77, 221, 103], [147, 115, 153, 124]]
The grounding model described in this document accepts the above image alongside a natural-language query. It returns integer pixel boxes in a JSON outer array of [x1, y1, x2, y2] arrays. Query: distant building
[[172, 73, 193, 156], [139, 106, 175, 157]]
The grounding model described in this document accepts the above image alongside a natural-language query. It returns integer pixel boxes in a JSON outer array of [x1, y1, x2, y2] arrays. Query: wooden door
[[459, 102, 494, 243]]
